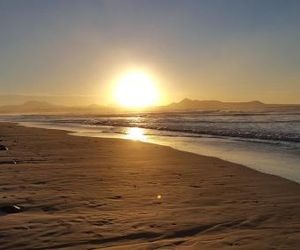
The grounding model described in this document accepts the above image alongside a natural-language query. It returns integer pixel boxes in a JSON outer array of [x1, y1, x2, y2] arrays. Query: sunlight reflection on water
[[125, 127, 147, 141]]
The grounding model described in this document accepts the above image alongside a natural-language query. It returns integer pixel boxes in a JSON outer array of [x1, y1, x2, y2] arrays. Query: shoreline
[[9, 120, 300, 184], [0, 122, 300, 249]]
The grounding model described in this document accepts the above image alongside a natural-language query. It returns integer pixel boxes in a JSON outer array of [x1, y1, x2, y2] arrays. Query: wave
[[64, 119, 300, 143], [4, 113, 300, 144]]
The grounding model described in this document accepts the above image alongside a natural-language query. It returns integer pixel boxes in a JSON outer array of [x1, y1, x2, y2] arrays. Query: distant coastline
[[0, 97, 299, 114]]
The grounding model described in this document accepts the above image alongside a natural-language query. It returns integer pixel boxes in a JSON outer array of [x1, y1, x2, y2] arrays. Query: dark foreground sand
[[0, 123, 299, 250]]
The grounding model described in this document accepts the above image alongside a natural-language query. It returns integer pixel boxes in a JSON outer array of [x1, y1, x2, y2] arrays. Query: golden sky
[[0, 0, 299, 105]]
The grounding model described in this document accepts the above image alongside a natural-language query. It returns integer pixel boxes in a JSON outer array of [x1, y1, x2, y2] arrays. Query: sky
[[0, 0, 300, 105]]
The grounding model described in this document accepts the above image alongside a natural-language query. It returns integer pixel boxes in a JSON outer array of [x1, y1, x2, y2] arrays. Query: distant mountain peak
[[248, 100, 264, 105], [167, 98, 265, 111]]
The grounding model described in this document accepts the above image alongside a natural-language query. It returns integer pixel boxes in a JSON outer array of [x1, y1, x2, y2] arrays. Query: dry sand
[[0, 122, 299, 249]]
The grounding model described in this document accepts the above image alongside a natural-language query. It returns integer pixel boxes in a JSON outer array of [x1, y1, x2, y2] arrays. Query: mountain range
[[0, 98, 299, 114]]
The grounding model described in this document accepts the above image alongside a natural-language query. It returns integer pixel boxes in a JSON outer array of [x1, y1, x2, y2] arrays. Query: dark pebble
[[0, 145, 8, 151], [0, 160, 17, 165], [0, 205, 23, 214]]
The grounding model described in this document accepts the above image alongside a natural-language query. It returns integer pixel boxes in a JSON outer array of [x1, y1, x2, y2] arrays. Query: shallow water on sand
[[1, 112, 300, 183]]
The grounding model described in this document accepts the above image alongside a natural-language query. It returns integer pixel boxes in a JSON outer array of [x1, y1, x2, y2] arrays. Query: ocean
[[1, 110, 300, 183]]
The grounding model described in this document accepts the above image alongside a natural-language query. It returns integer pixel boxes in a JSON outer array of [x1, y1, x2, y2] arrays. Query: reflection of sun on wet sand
[[0, 122, 300, 249]]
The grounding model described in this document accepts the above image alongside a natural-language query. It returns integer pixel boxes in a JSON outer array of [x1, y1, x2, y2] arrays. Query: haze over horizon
[[1, 0, 300, 105], [1, 94, 300, 108]]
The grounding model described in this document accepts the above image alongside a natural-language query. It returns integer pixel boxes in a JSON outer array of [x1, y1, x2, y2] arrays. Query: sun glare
[[115, 71, 159, 108], [125, 127, 146, 141]]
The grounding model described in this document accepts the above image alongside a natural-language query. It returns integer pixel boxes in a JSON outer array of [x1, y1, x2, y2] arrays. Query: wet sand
[[0, 122, 299, 249]]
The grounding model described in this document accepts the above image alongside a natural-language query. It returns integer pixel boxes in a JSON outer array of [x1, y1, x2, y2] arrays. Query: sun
[[114, 71, 159, 108]]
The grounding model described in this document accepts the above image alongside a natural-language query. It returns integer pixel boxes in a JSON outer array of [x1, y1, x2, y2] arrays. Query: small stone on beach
[[0, 205, 23, 214], [0, 160, 17, 165], [0, 145, 8, 151]]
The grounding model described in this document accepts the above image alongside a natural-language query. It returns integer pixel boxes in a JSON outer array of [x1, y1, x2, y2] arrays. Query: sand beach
[[0, 122, 299, 249]]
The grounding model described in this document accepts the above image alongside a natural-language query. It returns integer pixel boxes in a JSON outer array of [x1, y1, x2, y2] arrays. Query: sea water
[[1, 110, 299, 183]]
